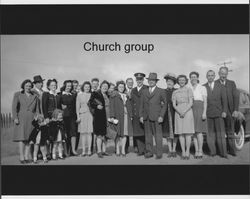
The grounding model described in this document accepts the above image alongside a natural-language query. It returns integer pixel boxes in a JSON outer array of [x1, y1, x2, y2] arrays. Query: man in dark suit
[[131, 73, 148, 156], [215, 67, 239, 156], [31, 75, 46, 159], [204, 70, 228, 158], [139, 73, 167, 159], [125, 77, 134, 154], [31, 75, 45, 114]]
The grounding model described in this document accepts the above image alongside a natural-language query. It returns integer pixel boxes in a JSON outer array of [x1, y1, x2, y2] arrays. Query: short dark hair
[[219, 66, 229, 72], [21, 79, 33, 91], [116, 80, 126, 93], [91, 78, 99, 83], [100, 80, 110, 89], [177, 75, 188, 85], [189, 71, 199, 78], [126, 78, 133, 83], [72, 80, 79, 84], [207, 70, 215, 75], [189, 71, 200, 83], [81, 81, 92, 92], [60, 80, 73, 92], [46, 79, 58, 90]]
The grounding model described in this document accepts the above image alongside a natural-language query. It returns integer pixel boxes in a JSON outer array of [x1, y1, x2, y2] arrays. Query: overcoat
[[109, 92, 133, 137], [162, 88, 176, 138], [12, 91, 40, 141], [31, 88, 44, 114], [89, 90, 107, 136], [130, 85, 148, 136]]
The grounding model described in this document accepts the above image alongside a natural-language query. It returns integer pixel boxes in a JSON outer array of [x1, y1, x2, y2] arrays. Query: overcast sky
[[1, 35, 249, 113]]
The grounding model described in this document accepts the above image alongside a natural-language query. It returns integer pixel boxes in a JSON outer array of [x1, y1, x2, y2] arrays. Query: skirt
[[193, 100, 208, 133], [123, 106, 128, 136], [78, 111, 93, 133], [64, 116, 77, 137]]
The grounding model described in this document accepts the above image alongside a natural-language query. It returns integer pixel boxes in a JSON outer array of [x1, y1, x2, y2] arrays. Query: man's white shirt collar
[[150, 86, 156, 93], [137, 85, 143, 92]]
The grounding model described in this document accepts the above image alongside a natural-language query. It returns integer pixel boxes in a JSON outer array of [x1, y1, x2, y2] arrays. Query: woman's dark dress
[[89, 90, 107, 136], [49, 120, 66, 142], [42, 92, 61, 119], [59, 93, 77, 138], [42, 92, 61, 142], [28, 119, 49, 146], [162, 88, 177, 139]]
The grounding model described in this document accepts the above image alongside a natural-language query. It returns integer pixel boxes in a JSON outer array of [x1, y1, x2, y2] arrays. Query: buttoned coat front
[[109, 92, 133, 137], [139, 86, 167, 121], [12, 91, 40, 141], [131, 85, 148, 136]]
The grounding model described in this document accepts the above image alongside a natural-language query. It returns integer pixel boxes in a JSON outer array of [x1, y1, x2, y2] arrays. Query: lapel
[[117, 92, 123, 102], [204, 83, 212, 96], [22, 92, 36, 107], [147, 86, 158, 99], [134, 85, 146, 97]]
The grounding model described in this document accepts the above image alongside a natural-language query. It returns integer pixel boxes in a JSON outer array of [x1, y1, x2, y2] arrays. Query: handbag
[[106, 122, 118, 140]]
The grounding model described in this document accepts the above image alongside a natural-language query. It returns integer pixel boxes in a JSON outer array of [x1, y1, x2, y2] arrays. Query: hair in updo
[[176, 75, 188, 85], [189, 71, 200, 83], [46, 79, 58, 90]]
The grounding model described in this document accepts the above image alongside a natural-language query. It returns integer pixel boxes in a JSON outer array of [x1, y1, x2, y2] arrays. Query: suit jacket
[[139, 86, 167, 121], [31, 88, 44, 114], [215, 79, 239, 113], [203, 81, 228, 118]]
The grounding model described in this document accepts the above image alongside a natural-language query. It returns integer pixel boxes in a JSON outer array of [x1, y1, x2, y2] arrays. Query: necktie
[[149, 87, 152, 94], [209, 83, 213, 91]]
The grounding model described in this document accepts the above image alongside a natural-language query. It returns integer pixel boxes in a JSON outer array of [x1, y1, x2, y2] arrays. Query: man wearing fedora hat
[[31, 75, 46, 160], [131, 73, 148, 156], [31, 75, 45, 114], [139, 72, 167, 159]]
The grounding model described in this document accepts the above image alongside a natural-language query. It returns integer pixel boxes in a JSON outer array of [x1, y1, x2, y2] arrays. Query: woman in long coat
[[12, 79, 40, 164], [110, 80, 133, 157], [130, 74, 148, 156], [162, 73, 178, 158], [89, 80, 109, 158]]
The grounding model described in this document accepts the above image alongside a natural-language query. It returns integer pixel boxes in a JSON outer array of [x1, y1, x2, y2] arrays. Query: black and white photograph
[[1, 35, 249, 165], [1, 2, 249, 197]]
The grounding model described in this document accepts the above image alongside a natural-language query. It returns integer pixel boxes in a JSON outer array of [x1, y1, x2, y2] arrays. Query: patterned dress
[[76, 92, 93, 133], [172, 86, 195, 135]]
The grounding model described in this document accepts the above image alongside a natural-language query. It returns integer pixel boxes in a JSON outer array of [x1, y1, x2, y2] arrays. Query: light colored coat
[[12, 91, 40, 141]]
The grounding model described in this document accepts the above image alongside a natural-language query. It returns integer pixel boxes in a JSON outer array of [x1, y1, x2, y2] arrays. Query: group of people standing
[[12, 66, 239, 164]]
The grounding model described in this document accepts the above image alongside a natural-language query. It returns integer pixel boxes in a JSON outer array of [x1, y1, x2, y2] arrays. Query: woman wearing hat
[[162, 73, 178, 158], [172, 75, 195, 160], [189, 71, 207, 159]]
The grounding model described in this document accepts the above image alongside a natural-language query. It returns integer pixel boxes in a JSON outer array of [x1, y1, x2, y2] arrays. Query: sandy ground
[[2, 139, 250, 165]]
